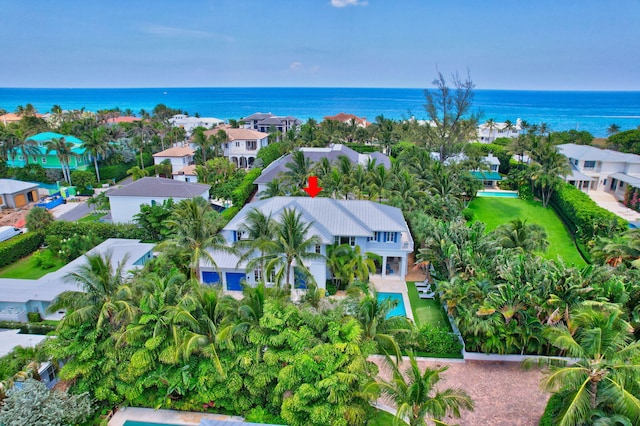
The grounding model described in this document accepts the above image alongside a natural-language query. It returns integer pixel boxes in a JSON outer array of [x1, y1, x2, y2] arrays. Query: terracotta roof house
[[6, 132, 91, 171], [172, 164, 198, 183], [107, 177, 210, 223], [204, 128, 269, 169], [0, 113, 45, 125], [152, 146, 195, 173], [201, 197, 413, 291], [107, 116, 141, 124], [254, 144, 391, 193], [324, 112, 369, 127], [0, 179, 40, 209], [242, 112, 301, 135]]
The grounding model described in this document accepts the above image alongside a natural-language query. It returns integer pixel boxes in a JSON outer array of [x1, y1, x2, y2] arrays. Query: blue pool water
[[477, 191, 519, 198], [378, 292, 407, 318]]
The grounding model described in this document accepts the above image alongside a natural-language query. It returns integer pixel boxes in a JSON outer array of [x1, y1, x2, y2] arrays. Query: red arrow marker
[[303, 176, 323, 198]]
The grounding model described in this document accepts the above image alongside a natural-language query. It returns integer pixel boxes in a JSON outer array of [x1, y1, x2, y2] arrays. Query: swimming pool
[[377, 292, 407, 318], [477, 190, 519, 198]]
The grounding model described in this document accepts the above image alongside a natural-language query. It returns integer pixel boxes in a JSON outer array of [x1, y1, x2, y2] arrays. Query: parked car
[[0, 226, 23, 243]]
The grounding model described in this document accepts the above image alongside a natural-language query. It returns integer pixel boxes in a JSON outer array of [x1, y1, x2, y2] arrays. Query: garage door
[[202, 271, 220, 285], [14, 194, 26, 208], [225, 272, 246, 291]]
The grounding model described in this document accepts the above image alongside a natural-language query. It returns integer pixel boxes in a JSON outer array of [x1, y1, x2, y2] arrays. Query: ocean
[[1, 87, 639, 138]]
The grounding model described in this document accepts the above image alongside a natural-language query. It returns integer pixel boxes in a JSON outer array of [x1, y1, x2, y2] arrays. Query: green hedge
[[99, 153, 153, 183], [46, 221, 146, 242], [231, 168, 262, 208], [256, 142, 285, 167], [417, 325, 463, 355], [550, 183, 626, 245], [0, 232, 44, 268], [345, 143, 378, 153]]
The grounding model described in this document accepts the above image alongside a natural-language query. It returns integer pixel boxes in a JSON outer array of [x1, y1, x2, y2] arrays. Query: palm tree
[[46, 252, 136, 331], [236, 208, 277, 281], [12, 128, 39, 165], [607, 124, 621, 137], [126, 165, 149, 181], [44, 137, 78, 184], [82, 127, 109, 183], [493, 219, 549, 252], [371, 352, 474, 426], [502, 119, 515, 138], [160, 197, 231, 280], [484, 118, 496, 142], [259, 207, 323, 288], [541, 302, 640, 426], [128, 120, 154, 169], [283, 150, 312, 190]]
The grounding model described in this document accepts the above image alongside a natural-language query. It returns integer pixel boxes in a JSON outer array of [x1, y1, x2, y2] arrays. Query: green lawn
[[368, 409, 407, 426], [0, 253, 65, 279], [78, 212, 105, 222], [467, 197, 587, 267], [406, 282, 451, 331]]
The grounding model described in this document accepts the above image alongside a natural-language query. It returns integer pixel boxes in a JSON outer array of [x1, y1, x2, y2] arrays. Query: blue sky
[[1, 0, 638, 90]]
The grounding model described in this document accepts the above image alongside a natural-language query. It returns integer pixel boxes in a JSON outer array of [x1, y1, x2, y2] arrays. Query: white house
[[200, 197, 414, 291], [107, 177, 210, 223], [169, 114, 224, 136], [243, 112, 302, 135], [254, 144, 391, 194], [558, 143, 640, 199], [152, 146, 195, 174], [477, 119, 522, 143], [172, 164, 198, 183], [0, 239, 154, 321], [204, 127, 269, 169]]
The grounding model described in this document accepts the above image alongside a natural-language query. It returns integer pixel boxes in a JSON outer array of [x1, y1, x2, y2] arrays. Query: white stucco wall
[[109, 192, 208, 224]]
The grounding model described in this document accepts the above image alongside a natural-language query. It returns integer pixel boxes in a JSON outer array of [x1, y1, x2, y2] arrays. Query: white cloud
[[330, 0, 368, 8], [288, 62, 319, 74], [142, 24, 234, 42], [289, 61, 304, 71]]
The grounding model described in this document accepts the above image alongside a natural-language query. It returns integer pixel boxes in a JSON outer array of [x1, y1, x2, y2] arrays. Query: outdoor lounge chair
[[419, 291, 436, 299]]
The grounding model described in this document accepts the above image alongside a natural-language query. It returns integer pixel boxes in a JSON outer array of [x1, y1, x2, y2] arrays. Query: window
[[584, 160, 596, 169], [235, 141, 240, 147], [334, 236, 355, 246], [368, 232, 380, 242], [385, 232, 396, 243], [254, 267, 263, 282], [315, 244, 321, 254], [247, 140, 257, 150], [18, 156, 23, 161], [41, 157, 46, 164]]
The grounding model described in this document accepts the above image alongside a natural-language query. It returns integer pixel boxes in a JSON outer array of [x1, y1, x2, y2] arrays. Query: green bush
[[550, 183, 626, 245], [346, 143, 378, 153], [461, 208, 474, 222], [518, 185, 533, 201], [32, 249, 58, 269], [231, 168, 262, 208], [538, 392, 564, 426], [27, 312, 42, 323], [46, 221, 145, 242], [0, 232, 44, 268], [19, 323, 56, 335], [326, 281, 337, 296], [256, 142, 285, 167], [416, 325, 463, 355], [220, 206, 240, 221]]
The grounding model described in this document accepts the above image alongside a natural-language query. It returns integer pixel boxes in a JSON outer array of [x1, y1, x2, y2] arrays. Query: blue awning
[[470, 171, 502, 181]]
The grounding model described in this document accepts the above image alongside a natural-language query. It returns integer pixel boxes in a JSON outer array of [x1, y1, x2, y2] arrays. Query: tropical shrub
[[32, 249, 58, 269], [0, 232, 44, 268], [70, 170, 98, 189], [256, 142, 285, 166], [415, 325, 463, 355], [231, 168, 261, 207], [25, 207, 54, 232]]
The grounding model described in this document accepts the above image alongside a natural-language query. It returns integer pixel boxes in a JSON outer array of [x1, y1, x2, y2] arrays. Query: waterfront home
[[200, 196, 413, 291], [169, 114, 224, 136], [152, 146, 195, 174], [204, 127, 269, 169], [0, 239, 154, 321], [107, 177, 210, 223], [558, 143, 640, 199], [323, 112, 369, 127], [477, 119, 522, 143], [254, 144, 391, 194], [0, 179, 40, 209], [172, 164, 198, 183], [7, 132, 91, 171], [242, 112, 302, 135]]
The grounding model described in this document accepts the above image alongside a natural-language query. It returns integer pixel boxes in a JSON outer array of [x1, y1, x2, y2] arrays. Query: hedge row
[[550, 183, 627, 244], [0, 232, 44, 268], [231, 168, 262, 208], [46, 221, 146, 242], [99, 153, 153, 182], [345, 143, 378, 153]]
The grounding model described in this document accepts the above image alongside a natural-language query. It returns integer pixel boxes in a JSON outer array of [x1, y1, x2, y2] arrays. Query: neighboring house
[[7, 132, 91, 171], [200, 197, 414, 291], [430, 152, 502, 187], [0, 179, 40, 209], [169, 114, 224, 136], [107, 116, 141, 124], [0, 113, 46, 126], [243, 112, 302, 135], [323, 112, 369, 128], [254, 144, 391, 193], [152, 146, 195, 174], [172, 164, 198, 183], [107, 177, 210, 223], [0, 239, 154, 321], [204, 127, 269, 169], [477, 119, 522, 143], [558, 143, 640, 199]]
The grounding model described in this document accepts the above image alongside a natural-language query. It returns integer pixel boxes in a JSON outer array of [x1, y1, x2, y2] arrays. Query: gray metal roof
[[254, 145, 391, 184], [107, 177, 210, 198], [558, 143, 640, 164], [566, 164, 596, 181], [225, 197, 409, 241], [244, 112, 273, 121], [609, 172, 640, 187], [0, 179, 39, 195]]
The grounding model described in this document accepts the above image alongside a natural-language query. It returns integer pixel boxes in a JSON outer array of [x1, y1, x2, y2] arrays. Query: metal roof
[[107, 177, 210, 198], [0, 179, 39, 195], [470, 171, 502, 180], [558, 143, 640, 164], [609, 172, 640, 187]]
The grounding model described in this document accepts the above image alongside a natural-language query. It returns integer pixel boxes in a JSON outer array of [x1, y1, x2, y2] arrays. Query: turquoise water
[[477, 191, 519, 198], [378, 292, 407, 318], [2, 88, 640, 137]]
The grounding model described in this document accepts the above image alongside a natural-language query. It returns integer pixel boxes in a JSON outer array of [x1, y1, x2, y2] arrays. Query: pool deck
[[109, 407, 245, 426], [369, 277, 414, 322]]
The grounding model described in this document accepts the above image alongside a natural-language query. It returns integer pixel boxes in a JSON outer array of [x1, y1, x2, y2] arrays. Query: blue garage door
[[225, 272, 246, 291], [202, 271, 220, 285]]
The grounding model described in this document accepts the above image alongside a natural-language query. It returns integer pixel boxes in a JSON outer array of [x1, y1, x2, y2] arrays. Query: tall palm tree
[[13, 128, 39, 165], [82, 126, 109, 183], [260, 207, 323, 288], [236, 208, 277, 280], [485, 118, 496, 142], [161, 197, 232, 280], [46, 252, 136, 331], [283, 150, 312, 190], [371, 352, 474, 426], [541, 302, 640, 426], [44, 137, 78, 184], [607, 124, 621, 137], [493, 219, 549, 252], [128, 120, 154, 169]]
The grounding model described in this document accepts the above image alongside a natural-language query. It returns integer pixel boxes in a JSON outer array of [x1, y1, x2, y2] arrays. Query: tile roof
[[107, 116, 141, 123], [558, 143, 640, 164], [204, 128, 269, 141], [153, 146, 195, 157], [107, 177, 210, 198], [0, 179, 39, 195], [324, 112, 368, 126], [172, 164, 197, 176], [224, 197, 410, 244]]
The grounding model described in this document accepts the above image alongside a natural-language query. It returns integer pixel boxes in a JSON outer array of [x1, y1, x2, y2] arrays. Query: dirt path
[[371, 357, 550, 426]]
